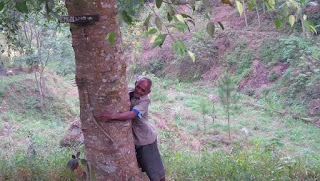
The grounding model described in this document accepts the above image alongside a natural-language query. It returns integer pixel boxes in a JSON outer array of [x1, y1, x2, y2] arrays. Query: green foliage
[[0, 74, 27, 99], [0, 148, 79, 180], [226, 39, 254, 79], [257, 34, 320, 111], [116, 0, 144, 16], [66, 152, 90, 180], [168, 29, 218, 82], [172, 40, 187, 57], [129, 59, 165, 77], [2, 73, 320, 180], [0, 71, 81, 180], [0, 2, 4, 11], [151, 83, 169, 102], [259, 35, 313, 66], [121, 10, 134, 25], [0, 0, 67, 46], [218, 70, 240, 113], [217, 69, 240, 140], [15, 1, 29, 13], [106, 32, 116, 46], [244, 88, 255, 97], [153, 34, 167, 47], [268, 70, 277, 82], [161, 141, 320, 180], [206, 21, 215, 37], [309, 45, 320, 61]]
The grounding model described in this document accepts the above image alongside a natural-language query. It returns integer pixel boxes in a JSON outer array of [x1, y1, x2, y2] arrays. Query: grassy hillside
[[0, 72, 80, 180], [146, 76, 320, 180], [1, 72, 320, 180], [1, 2, 320, 180]]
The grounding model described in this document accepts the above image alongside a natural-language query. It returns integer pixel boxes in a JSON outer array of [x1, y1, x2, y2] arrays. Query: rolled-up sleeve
[[131, 100, 150, 119]]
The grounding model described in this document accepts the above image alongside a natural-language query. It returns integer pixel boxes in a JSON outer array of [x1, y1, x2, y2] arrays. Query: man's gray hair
[[136, 76, 152, 88]]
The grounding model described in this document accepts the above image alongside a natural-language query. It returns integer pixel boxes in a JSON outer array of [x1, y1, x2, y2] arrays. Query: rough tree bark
[[65, 0, 145, 180]]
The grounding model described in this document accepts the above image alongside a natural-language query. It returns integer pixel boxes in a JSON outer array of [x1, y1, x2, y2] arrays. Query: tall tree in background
[[64, 0, 145, 180]]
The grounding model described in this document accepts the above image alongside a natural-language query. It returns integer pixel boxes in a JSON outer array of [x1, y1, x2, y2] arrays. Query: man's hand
[[94, 111, 137, 121], [94, 112, 114, 122]]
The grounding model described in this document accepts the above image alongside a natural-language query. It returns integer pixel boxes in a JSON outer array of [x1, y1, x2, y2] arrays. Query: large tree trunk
[[65, 1, 145, 180]]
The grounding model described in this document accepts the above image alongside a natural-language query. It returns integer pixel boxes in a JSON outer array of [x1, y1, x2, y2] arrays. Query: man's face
[[134, 80, 150, 98]]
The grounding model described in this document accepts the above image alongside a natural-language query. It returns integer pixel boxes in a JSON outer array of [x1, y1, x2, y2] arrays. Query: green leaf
[[156, 0, 162, 8], [153, 34, 167, 47], [304, 20, 317, 34], [176, 14, 184, 22], [170, 20, 189, 32], [247, 2, 254, 11], [143, 14, 151, 30], [235, 1, 243, 16], [252, 0, 257, 6], [275, 19, 281, 29], [148, 28, 158, 34], [206, 22, 215, 38], [0, 2, 5, 11], [15, 1, 28, 13], [168, 5, 175, 16], [167, 13, 173, 22], [106, 32, 116, 46], [268, 0, 275, 7], [218, 22, 224, 30], [66, 160, 73, 169], [187, 19, 195, 26], [291, 0, 299, 9], [121, 10, 133, 25], [181, 13, 193, 20], [309, 25, 317, 34], [66, 159, 79, 171], [188, 51, 196, 62], [172, 40, 186, 56], [288, 15, 295, 27], [263, 1, 271, 10], [155, 17, 162, 30], [80, 159, 88, 166], [189, 0, 196, 11]]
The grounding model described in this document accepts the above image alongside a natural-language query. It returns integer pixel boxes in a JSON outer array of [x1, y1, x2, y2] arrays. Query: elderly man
[[97, 77, 165, 181]]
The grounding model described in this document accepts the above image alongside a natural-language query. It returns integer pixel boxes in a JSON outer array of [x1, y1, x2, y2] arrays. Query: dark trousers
[[135, 140, 165, 181]]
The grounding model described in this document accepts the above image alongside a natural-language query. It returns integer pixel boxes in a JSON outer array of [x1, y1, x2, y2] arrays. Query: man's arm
[[95, 111, 137, 121]]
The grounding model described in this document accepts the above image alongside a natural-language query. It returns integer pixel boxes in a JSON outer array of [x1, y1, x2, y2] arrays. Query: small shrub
[[245, 88, 255, 97], [259, 35, 313, 66], [226, 39, 254, 78], [217, 69, 240, 140], [148, 59, 164, 76], [268, 71, 277, 82]]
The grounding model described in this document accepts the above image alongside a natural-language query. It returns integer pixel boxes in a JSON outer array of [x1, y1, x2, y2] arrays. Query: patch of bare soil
[[0, 65, 6, 76], [314, 118, 320, 127], [201, 64, 224, 81], [238, 59, 289, 93], [0, 121, 20, 137], [308, 99, 320, 117], [2, 66, 33, 76]]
